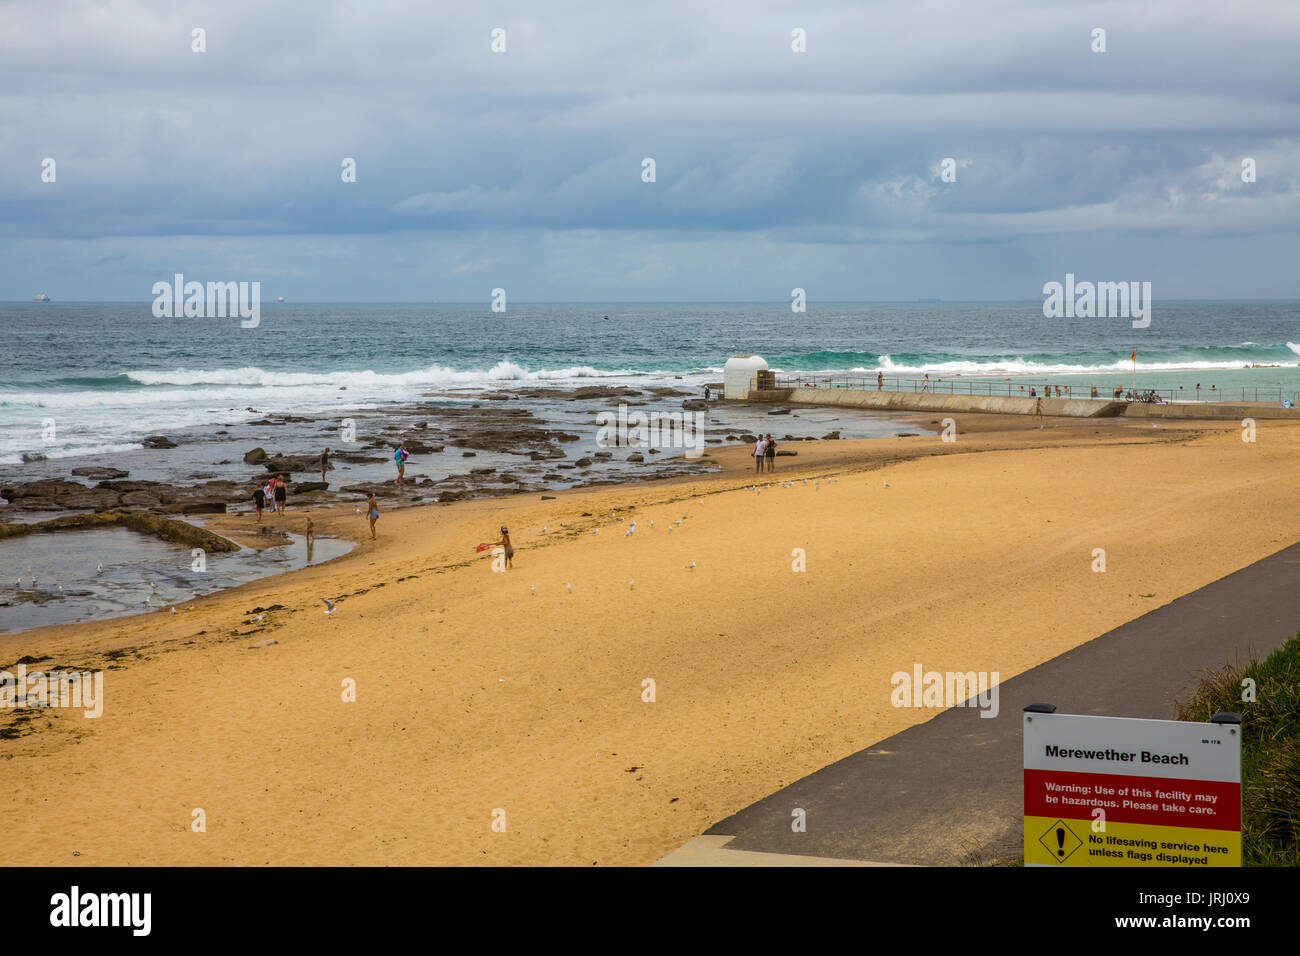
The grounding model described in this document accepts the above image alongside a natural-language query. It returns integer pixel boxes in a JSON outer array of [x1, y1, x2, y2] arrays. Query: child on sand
[[251, 483, 266, 523], [1035, 396, 1044, 427], [489, 525, 514, 569], [305, 518, 315, 548], [366, 494, 379, 539]]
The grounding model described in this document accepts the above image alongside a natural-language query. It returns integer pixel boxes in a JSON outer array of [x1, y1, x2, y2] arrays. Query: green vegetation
[[1174, 635, 1300, 866]]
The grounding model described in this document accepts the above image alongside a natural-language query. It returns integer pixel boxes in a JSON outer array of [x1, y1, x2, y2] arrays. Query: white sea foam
[[123, 361, 629, 389]]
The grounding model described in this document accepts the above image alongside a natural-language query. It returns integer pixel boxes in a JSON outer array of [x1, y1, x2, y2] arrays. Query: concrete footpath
[[655, 541, 1300, 866]]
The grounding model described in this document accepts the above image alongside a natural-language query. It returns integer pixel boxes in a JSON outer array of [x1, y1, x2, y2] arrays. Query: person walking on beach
[[250, 482, 266, 523], [1035, 396, 1044, 427], [764, 434, 777, 472], [754, 435, 767, 473], [489, 525, 514, 569], [319, 447, 330, 483], [393, 444, 409, 486], [877, 371, 883, 391], [305, 517, 315, 551], [704, 385, 710, 402], [274, 474, 288, 515], [922, 374, 930, 393], [366, 494, 379, 539]]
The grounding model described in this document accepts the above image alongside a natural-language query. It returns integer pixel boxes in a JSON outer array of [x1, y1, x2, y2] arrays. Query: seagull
[[649, 521, 654, 527], [566, 583, 572, 592], [628, 579, 635, 589], [530, 585, 535, 595], [252, 614, 264, 623], [170, 606, 177, 614], [96, 563, 104, 574], [883, 481, 891, 488], [685, 562, 696, 570], [624, 529, 632, 537], [591, 529, 599, 535], [541, 526, 547, 533], [322, 598, 335, 615]]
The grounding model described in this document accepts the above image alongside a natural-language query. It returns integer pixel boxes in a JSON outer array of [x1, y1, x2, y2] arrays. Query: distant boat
[[276, 296, 285, 303], [34, 293, 50, 302], [603, 315, 609, 320]]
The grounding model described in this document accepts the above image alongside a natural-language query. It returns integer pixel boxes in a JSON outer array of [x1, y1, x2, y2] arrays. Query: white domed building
[[723, 355, 770, 400]]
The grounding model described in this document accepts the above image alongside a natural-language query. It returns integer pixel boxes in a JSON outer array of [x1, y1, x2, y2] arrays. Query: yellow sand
[[3, 415, 1297, 865]]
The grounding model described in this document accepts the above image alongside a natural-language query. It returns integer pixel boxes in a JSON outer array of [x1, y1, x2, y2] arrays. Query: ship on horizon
[[34, 293, 50, 302]]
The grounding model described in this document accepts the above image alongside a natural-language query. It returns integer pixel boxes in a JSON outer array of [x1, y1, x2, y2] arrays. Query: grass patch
[[1174, 634, 1300, 866]]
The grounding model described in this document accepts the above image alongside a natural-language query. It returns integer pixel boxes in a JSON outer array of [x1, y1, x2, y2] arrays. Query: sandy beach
[[4, 414, 1298, 866]]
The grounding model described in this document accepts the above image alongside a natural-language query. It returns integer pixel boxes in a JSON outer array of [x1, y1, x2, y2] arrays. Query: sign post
[[1023, 705, 1242, 867]]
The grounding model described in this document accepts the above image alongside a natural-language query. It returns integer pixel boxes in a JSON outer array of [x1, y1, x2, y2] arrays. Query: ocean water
[[2, 300, 1299, 469], [2, 299, 1297, 632]]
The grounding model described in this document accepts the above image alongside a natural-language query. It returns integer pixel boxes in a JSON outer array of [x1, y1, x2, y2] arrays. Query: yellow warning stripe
[[1024, 815, 1241, 867]]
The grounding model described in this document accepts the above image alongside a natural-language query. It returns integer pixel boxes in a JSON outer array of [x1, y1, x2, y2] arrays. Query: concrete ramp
[[1121, 402, 1300, 421]]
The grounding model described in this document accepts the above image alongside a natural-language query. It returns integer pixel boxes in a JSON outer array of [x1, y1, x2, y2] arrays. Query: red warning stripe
[[1024, 769, 1239, 831]]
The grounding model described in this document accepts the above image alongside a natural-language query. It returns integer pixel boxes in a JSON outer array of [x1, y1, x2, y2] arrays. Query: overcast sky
[[2, 0, 1299, 301]]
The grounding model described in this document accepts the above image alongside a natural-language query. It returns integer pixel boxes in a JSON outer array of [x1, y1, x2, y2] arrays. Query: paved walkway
[[656, 542, 1300, 866]]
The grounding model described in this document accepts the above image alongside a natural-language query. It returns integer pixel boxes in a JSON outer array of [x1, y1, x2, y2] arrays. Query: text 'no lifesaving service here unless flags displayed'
[[1023, 708, 1241, 867]]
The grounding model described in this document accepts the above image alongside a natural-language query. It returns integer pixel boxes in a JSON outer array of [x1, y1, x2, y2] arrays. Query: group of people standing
[[250, 474, 289, 522], [753, 434, 778, 472]]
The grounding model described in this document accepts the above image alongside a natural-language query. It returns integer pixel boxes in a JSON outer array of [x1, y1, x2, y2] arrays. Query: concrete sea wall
[[746, 388, 1300, 421]]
